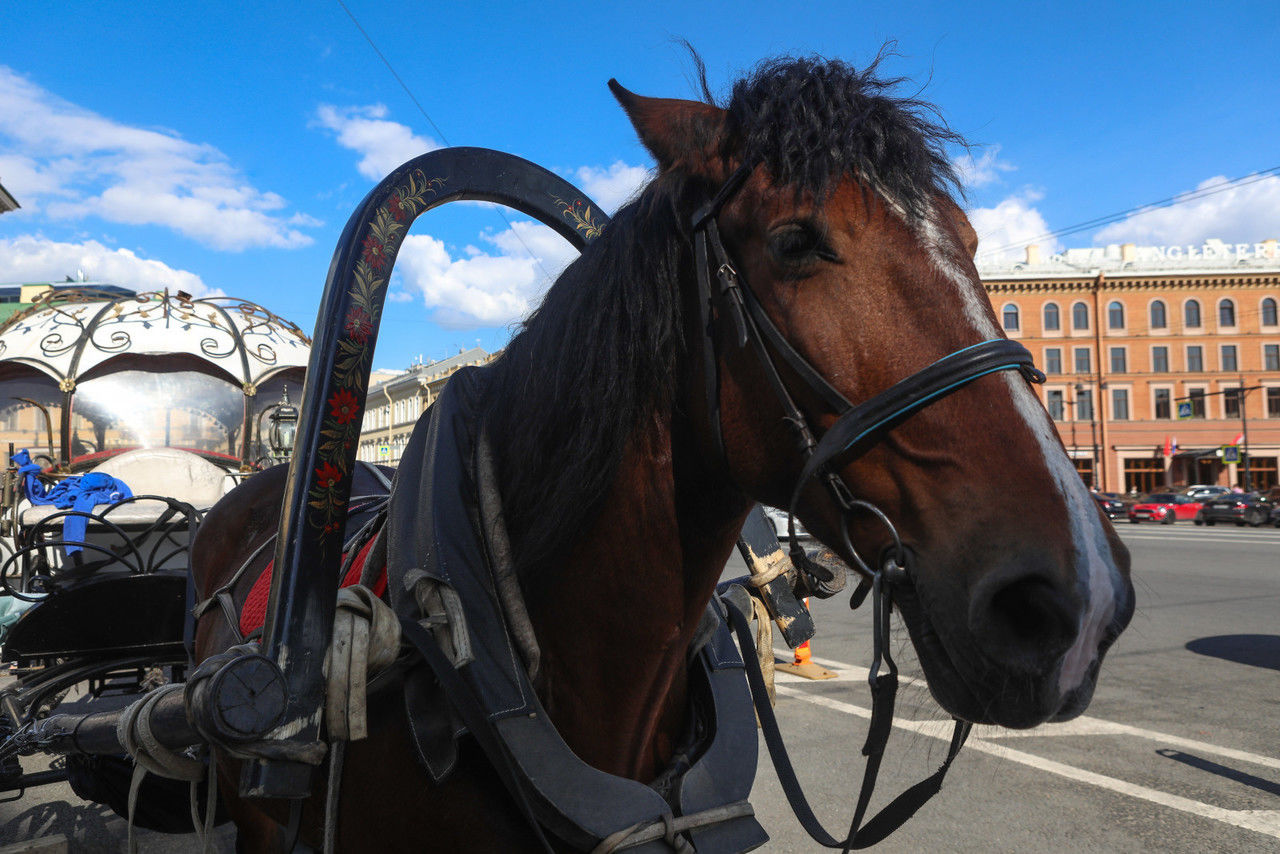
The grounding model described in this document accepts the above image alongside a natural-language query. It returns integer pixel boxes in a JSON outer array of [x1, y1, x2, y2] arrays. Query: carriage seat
[[19, 448, 235, 527]]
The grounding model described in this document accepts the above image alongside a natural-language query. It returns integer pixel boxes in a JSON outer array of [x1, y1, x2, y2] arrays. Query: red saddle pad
[[239, 536, 387, 637]]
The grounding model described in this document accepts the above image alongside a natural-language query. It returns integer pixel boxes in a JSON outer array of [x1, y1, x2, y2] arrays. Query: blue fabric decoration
[[12, 449, 133, 554]]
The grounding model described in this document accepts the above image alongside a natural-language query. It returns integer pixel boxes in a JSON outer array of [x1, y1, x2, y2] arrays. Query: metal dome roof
[[0, 288, 311, 390]]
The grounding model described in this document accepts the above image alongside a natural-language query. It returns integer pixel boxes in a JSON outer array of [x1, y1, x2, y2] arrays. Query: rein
[[692, 162, 1044, 850]]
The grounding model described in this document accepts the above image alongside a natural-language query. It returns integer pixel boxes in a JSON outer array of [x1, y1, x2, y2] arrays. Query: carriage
[[0, 289, 308, 807], [0, 56, 1133, 854]]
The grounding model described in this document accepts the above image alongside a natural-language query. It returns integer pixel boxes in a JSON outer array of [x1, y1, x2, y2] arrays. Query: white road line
[[777, 654, 1280, 772], [774, 684, 1280, 840]]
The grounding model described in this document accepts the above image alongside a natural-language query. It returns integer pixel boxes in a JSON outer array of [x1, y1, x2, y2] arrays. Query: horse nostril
[[971, 572, 1079, 673]]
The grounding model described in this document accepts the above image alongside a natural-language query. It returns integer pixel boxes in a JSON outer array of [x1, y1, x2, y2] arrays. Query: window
[[1264, 297, 1278, 327], [1187, 346, 1203, 372], [1072, 301, 1090, 330], [1224, 387, 1241, 419], [1076, 388, 1093, 421], [1107, 300, 1125, 329], [1187, 388, 1207, 418], [1046, 389, 1065, 420], [1110, 347, 1127, 373], [1002, 304, 1020, 331], [1149, 300, 1167, 329], [1043, 303, 1060, 331], [1221, 345, 1238, 372], [1269, 388, 1280, 418], [1185, 299, 1202, 328], [1154, 388, 1171, 419], [1152, 346, 1169, 373], [1111, 388, 1129, 420], [1074, 347, 1091, 373], [1218, 299, 1236, 327], [1044, 348, 1062, 374], [1266, 344, 1280, 372]]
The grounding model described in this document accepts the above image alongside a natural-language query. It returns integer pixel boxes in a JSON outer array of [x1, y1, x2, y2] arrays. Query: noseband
[[693, 162, 1045, 851]]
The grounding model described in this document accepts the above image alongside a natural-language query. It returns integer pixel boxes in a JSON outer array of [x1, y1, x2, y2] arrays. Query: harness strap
[[724, 597, 970, 850], [398, 617, 557, 854]]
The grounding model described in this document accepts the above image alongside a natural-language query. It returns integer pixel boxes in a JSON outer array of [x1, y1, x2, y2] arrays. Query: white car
[[1184, 484, 1230, 500], [761, 506, 812, 542]]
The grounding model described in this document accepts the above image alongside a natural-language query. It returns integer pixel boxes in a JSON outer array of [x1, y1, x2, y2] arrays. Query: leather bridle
[[693, 161, 1046, 851]]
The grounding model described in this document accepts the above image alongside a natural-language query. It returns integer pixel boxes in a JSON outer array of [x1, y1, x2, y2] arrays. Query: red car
[[1128, 492, 1203, 524]]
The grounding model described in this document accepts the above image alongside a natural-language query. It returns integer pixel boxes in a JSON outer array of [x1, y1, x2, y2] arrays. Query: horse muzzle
[[894, 548, 1133, 729]]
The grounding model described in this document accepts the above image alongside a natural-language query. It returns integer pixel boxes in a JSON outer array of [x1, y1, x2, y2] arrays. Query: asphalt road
[[749, 522, 1280, 853], [1, 522, 1276, 852]]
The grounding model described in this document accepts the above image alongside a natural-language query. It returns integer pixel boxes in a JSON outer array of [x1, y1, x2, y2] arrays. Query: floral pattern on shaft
[[308, 170, 446, 530], [550, 194, 604, 241]]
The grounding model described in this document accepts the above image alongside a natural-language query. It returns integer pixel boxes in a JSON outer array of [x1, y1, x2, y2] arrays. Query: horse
[[192, 55, 1134, 851]]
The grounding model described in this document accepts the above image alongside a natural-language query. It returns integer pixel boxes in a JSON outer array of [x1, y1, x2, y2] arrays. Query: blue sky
[[2, 1, 1277, 368]]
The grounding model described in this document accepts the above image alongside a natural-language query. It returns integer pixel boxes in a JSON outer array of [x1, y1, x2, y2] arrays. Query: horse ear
[[609, 80, 725, 173]]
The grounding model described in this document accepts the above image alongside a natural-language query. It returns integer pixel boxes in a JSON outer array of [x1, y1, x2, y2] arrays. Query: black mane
[[484, 55, 964, 577], [723, 53, 965, 216]]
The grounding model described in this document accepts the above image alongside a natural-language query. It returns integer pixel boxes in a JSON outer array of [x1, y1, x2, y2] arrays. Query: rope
[[589, 801, 756, 853], [750, 594, 776, 709], [115, 683, 214, 854], [325, 584, 401, 741]]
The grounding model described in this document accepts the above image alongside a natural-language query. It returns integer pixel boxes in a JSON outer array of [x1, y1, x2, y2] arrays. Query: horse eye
[[767, 222, 837, 267]]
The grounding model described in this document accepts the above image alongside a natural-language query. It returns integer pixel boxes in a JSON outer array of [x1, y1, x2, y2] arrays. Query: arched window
[[1184, 299, 1201, 328], [1264, 297, 1278, 327], [1107, 300, 1125, 329], [1043, 302, 1060, 331], [1149, 300, 1167, 329], [1218, 299, 1236, 327], [1072, 301, 1090, 330], [1002, 303, 1020, 331]]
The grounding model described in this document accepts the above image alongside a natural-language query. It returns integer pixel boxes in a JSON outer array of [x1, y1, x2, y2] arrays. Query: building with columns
[[356, 347, 494, 464], [979, 239, 1280, 494]]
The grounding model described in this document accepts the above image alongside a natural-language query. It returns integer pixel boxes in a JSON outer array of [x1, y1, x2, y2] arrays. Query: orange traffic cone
[[774, 598, 837, 680]]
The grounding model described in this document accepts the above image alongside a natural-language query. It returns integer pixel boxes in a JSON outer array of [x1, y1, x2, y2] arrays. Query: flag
[[1232, 432, 1244, 446], [1163, 436, 1171, 457], [1171, 436, 1177, 454]]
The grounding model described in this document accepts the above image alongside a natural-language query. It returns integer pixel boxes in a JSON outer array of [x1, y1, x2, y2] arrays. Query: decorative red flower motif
[[361, 235, 387, 270], [315, 462, 342, 490], [328, 388, 360, 424], [387, 193, 405, 222], [343, 306, 373, 344]]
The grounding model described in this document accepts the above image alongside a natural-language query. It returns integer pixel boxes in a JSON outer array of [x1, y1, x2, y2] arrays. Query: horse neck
[[522, 407, 750, 782]]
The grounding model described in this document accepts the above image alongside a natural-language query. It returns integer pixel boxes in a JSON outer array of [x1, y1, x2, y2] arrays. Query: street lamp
[[1076, 382, 1099, 489]]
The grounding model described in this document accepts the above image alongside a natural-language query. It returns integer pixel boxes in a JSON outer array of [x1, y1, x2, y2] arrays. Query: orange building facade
[[980, 239, 1280, 494]]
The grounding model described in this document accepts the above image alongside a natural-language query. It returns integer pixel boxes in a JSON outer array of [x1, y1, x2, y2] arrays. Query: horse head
[[611, 58, 1133, 729]]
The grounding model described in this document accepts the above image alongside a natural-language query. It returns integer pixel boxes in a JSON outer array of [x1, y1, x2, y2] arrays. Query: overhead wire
[[334, 0, 554, 285], [979, 166, 1280, 258]]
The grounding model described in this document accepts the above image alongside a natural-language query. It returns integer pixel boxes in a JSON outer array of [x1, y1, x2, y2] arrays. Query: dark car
[[1271, 504, 1280, 528], [1194, 493, 1274, 527], [1093, 492, 1125, 519], [1128, 493, 1202, 524]]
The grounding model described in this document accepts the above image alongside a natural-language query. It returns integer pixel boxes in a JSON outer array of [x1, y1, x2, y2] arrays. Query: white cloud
[[952, 146, 1014, 190], [0, 235, 214, 295], [369, 153, 646, 329], [0, 66, 315, 250], [968, 191, 1059, 264], [1093, 174, 1280, 246], [313, 104, 438, 181], [395, 221, 578, 329], [571, 161, 651, 212]]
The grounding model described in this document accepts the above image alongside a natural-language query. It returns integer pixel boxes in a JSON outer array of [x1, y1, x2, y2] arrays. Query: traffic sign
[[1176, 401, 1193, 420], [1221, 444, 1240, 464], [378, 444, 390, 458]]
